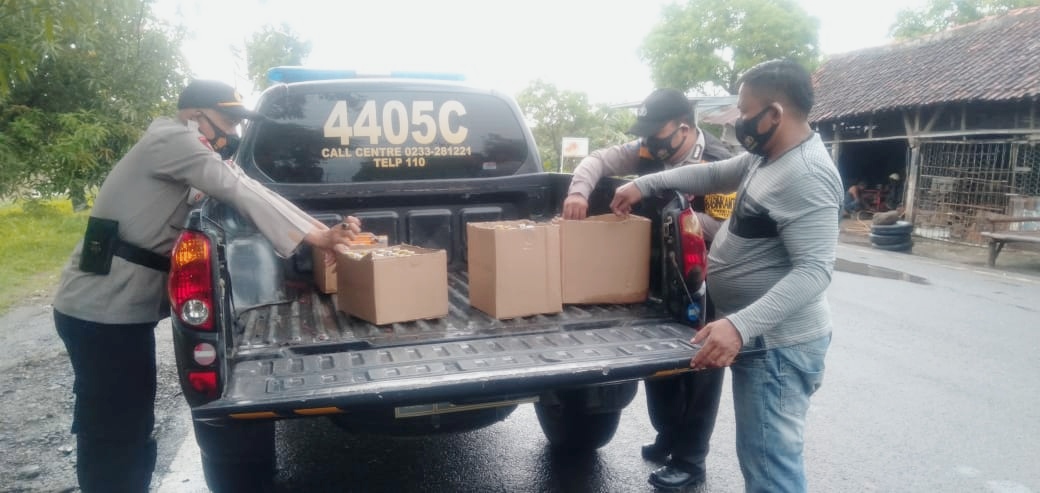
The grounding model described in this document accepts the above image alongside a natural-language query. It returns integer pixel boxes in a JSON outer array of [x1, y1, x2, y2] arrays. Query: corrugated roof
[[699, 104, 740, 125], [810, 6, 1040, 123]]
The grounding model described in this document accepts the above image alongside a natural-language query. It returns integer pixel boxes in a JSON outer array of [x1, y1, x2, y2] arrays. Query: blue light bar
[[267, 66, 466, 84], [389, 71, 466, 81], [267, 67, 357, 84]]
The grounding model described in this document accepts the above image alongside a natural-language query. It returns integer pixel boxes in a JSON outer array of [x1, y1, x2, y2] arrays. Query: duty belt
[[115, 240, 171, 272]]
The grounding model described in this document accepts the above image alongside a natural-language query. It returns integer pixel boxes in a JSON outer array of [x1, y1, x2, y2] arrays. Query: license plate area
[[394, 396, 538, 418]]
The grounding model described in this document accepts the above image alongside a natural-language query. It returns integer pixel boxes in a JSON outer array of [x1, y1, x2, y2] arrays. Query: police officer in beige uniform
[[52, 80, 362, 492], [563, 89, 735, 244], [563, 89, 734, 490]]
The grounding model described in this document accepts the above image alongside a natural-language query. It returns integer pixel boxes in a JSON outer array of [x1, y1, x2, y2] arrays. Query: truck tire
[[872, 239, 913, 252], [869, 232, 911, 246], [870, 221, 913, 236], [193, 420, 276, 493], [534, 402, 621, 451]]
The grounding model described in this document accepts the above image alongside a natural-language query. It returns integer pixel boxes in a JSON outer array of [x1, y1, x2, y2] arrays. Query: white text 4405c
[[323, 100, 468, 146]]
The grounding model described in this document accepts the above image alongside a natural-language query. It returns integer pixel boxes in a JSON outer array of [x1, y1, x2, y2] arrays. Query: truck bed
[[188, 173, 699, 420], [218, 172, 678, 358], [233, 271, 673, 355]]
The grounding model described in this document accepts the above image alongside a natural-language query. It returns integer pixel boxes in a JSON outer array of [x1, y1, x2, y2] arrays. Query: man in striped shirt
[[612, 59, 843, 493]]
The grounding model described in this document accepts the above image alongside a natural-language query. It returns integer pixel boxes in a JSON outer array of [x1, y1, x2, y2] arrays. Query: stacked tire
[[869, 220, 913, 252]]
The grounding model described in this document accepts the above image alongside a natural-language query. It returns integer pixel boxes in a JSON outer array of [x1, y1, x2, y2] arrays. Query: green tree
[[516, 80, 634, 172], [890, 0, 1040, 38], [246, 24, 312, 91], [590, 103, 637, 152], [639, 0, 820, 95], [0, 0, 187, 205], [0, 0, 95, 101]]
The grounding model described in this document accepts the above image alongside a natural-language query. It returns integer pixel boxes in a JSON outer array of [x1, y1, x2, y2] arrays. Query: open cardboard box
[[313, 233, 388, 294], [335, 244, 448, 325], [467, 220, 562, 319], [558, 214, 651, 304]]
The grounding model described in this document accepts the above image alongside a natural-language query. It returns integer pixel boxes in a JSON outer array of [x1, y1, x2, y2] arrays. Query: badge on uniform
[[187, 187, 206, 206]]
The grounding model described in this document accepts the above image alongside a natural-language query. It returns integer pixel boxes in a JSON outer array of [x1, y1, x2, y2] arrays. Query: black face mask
[[199, 113, 238, 160], [219, 134, 240, 160], [735, 106, 779, 156], [645, 125, 687, 162]]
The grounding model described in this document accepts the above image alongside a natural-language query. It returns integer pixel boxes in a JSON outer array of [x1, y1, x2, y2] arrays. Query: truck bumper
[[191, 322, 699, 421]]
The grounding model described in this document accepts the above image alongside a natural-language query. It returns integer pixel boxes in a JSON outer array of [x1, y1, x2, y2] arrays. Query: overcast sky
[[154, 0, 928, 105]]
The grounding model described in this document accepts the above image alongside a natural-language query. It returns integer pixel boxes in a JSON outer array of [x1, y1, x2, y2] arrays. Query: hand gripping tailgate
[[192, 322, 699, 419]]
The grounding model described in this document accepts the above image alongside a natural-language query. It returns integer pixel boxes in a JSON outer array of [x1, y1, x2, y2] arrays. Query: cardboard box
[[313, 233, 387, 294], [335, 245, 448, 325], [558, 214, 651, 304], [467, 220, 562, 319], [313, 247, 338, 294]]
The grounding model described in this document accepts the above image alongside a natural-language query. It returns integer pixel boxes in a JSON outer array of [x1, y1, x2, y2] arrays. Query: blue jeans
[[842, 193, 861, 215], [731, 334, 831, 493]]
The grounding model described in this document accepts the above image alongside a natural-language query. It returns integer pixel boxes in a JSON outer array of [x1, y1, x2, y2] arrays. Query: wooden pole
[[831, 123, 842, 167], [902, 109, 922, 223]]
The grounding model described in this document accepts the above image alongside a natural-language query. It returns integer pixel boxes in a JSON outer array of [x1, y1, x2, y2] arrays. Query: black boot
[[648, 463, 706, 490], [641, 442, 671, 463]]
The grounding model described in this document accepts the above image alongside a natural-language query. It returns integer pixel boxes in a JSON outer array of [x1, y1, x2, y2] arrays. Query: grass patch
[[0, 200, 87, 314]]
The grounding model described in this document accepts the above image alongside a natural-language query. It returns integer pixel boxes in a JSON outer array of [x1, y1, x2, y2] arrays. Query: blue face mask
[[735, 106, 778, 156]]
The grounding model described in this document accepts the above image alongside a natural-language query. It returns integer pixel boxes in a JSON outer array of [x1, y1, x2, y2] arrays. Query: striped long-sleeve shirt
[[633, 134, 843, 348]]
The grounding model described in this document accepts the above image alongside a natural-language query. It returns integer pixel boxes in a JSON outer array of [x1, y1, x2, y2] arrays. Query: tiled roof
[[810, 6, 1040, 123]]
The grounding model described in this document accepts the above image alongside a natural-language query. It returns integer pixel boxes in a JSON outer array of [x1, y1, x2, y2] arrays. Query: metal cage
[[913, 140, 1040, 244]]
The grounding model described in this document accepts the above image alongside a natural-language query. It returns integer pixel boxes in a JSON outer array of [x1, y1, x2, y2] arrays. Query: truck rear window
[[250, 90, 530, 183]]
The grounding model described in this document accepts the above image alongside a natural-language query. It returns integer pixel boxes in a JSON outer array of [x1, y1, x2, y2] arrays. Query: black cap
[[627, 88, 693, 137], [177, 80, 263, 121]]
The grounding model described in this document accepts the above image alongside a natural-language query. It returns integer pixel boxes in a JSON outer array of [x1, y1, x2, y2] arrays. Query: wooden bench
[[980, 216, 1040, 267]]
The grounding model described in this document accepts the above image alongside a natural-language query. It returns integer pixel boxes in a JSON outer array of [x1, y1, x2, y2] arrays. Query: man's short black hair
[[738, 59, 814, 116]]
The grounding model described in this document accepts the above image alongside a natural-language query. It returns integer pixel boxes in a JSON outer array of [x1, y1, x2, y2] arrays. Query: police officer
[[564, 89, 735, 244], [563, 88, 734, 489], [52, 79, 362, 492]]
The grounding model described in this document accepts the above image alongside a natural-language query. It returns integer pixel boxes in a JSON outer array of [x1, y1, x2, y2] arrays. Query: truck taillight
[[168, 231, 214, 330], [188, 370, 219, 398], [679, 208, 707, 286], [194, 343, 217, 366]]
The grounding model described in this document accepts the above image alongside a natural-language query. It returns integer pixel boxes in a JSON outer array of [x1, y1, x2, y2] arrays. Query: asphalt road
[[9, 241, 1035, 492]]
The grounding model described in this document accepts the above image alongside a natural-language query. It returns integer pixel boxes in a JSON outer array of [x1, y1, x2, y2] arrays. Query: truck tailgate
[[194, 321, 698, 420], [195, 272, 699, 420]]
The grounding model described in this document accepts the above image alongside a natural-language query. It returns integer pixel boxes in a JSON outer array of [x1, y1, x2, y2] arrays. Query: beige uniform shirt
[[54, 117, 316, 324], [568, 130, 735, 221]]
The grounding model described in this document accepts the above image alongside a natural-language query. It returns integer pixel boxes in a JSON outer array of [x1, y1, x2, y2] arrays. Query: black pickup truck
[[168, 69, 706, 491]]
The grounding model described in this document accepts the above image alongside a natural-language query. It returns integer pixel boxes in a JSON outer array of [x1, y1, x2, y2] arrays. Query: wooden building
[[810, 6, 1040, 245]]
